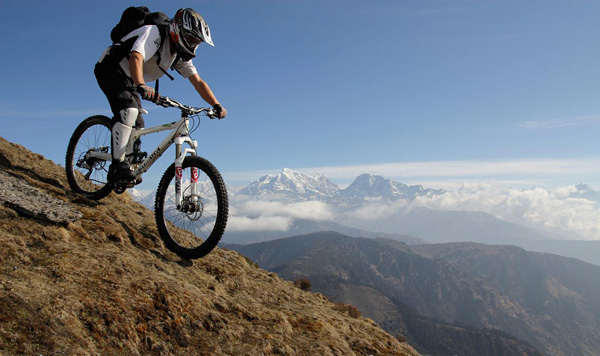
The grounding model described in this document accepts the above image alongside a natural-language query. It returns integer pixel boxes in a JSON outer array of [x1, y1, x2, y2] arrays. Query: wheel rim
[[161, 167, 221, 249], [71, 123, 111, 194]]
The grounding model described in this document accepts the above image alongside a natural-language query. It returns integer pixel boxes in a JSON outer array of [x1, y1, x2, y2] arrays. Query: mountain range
[[133, 168, 600, 266], [235, 168, 446, 203], [228, 231, 600, 356]]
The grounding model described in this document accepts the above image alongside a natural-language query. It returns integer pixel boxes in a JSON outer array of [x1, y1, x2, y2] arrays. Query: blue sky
[[2, 0, 600, 191]]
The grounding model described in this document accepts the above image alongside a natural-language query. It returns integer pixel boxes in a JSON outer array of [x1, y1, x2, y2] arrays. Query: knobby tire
[[65, 115, 113, 200], [155, 156, 228, 259]]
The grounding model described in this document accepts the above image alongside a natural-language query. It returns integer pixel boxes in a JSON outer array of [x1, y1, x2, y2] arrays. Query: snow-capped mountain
[[237, 168, 338, 200], [133, 168, 447, 207], [129, 188, 156, 210], [568, 183, 600, 204], [339, 173, 445, 202], [235, 168, 445, 204]]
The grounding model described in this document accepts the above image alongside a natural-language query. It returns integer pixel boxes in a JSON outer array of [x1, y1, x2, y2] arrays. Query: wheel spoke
[[66, 116, 113, 200], [155, 156, 228, 259]]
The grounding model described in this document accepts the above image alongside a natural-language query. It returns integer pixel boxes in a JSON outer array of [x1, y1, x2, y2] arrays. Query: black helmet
[[169, 8, 213, 61]]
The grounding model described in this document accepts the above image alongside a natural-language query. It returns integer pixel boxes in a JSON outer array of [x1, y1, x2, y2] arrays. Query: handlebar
[[127, 86, 219, 119], [156, 96, 218, 119]]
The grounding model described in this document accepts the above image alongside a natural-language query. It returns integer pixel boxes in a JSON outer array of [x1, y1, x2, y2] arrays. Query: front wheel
[[65, 115, 113, 200], [155, 156, 228, 259]]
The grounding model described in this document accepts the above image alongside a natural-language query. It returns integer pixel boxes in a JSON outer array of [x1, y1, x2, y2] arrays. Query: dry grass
[[332, 302, 362, 319], [0, 137, 420, 356]]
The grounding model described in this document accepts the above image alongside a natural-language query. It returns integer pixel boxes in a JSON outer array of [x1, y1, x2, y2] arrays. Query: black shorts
[[94, 56, 144, 128]]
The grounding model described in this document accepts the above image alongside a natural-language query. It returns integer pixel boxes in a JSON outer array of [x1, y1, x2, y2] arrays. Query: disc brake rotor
[[180, 194, 204, 221]]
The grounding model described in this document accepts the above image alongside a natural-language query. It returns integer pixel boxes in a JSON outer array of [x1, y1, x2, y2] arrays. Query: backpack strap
[[154, 24, 175, 81], [106, 36, 137, 65], [109, 25, 175, 82]]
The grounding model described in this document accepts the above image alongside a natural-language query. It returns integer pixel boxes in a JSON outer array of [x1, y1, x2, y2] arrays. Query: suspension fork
[[174, 136, 198, 210]]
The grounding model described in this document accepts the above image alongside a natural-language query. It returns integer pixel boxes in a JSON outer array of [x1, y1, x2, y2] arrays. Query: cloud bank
[[227, 200, 335, 232], [228, 183, 600, 240], [411, 182, 600, 239]]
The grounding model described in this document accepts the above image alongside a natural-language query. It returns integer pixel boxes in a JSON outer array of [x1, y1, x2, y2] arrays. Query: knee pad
[[118, 107, 139, 127], [112, 122, 133, 161]]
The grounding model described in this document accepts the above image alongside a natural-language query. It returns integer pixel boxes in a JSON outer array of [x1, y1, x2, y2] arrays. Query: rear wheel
[[65, 115, 113, 200], [155, 156, 228, 259]]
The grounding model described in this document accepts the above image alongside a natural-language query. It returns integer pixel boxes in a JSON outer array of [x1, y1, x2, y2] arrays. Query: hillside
[[0, 137, 419, 356], [231, 232, 600, 356]]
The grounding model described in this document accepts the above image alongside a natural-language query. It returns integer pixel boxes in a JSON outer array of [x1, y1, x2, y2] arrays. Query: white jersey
[[99, 25, 198, 81]]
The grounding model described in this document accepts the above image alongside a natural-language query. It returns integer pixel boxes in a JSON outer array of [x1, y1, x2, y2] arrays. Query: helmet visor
[[183, 33, 203, 48]]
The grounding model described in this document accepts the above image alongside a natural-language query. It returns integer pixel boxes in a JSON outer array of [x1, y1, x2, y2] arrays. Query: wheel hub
[[77, 147, 109, 179], [179, 194, 204, 221]]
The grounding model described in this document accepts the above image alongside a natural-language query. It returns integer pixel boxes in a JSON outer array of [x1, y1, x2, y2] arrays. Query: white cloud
[[228, 200, 335, 232], [412, 183, 600, 239], [228, 182, 600, 240], [518, 115, 600, 129], [341, 199, 410, 223], [224, 161, 600, 240], [227, 215, 292, 232], [235, 200, 335, 221]]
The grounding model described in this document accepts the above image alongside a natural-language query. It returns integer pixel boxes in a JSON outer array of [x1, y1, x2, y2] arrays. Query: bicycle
[[65, 95, 228, 259]]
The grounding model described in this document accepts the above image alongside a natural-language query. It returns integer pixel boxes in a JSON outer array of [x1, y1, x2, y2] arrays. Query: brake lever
[[206, 108, 219, 119], [155, 96, 171, 108]]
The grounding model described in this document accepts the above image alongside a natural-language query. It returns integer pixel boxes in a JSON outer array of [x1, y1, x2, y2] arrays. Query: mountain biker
[[94, 8, 227, 182]]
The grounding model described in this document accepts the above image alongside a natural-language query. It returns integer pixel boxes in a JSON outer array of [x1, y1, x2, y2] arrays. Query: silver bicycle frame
[[133, 116, 198, 208], [131, 118, 196, 176], [86, 114, 198, 208]]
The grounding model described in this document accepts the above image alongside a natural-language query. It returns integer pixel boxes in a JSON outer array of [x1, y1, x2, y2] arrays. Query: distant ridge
[[231, 231, 600, 356], [222, 218, 428, 245]]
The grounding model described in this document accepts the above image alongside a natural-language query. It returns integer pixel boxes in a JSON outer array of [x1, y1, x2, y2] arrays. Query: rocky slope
[[0, 137, 419, 356]]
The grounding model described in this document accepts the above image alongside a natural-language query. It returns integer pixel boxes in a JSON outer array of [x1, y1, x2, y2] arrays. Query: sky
[[2, 0, 600, 192]]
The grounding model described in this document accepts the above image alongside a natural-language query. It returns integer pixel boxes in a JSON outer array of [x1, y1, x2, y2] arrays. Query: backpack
[[110, 7, 170, 42], [109, 6, 175, 81]]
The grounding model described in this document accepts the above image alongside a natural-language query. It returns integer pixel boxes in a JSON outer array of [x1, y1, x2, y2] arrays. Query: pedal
[[112, 177, 138, 192]]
